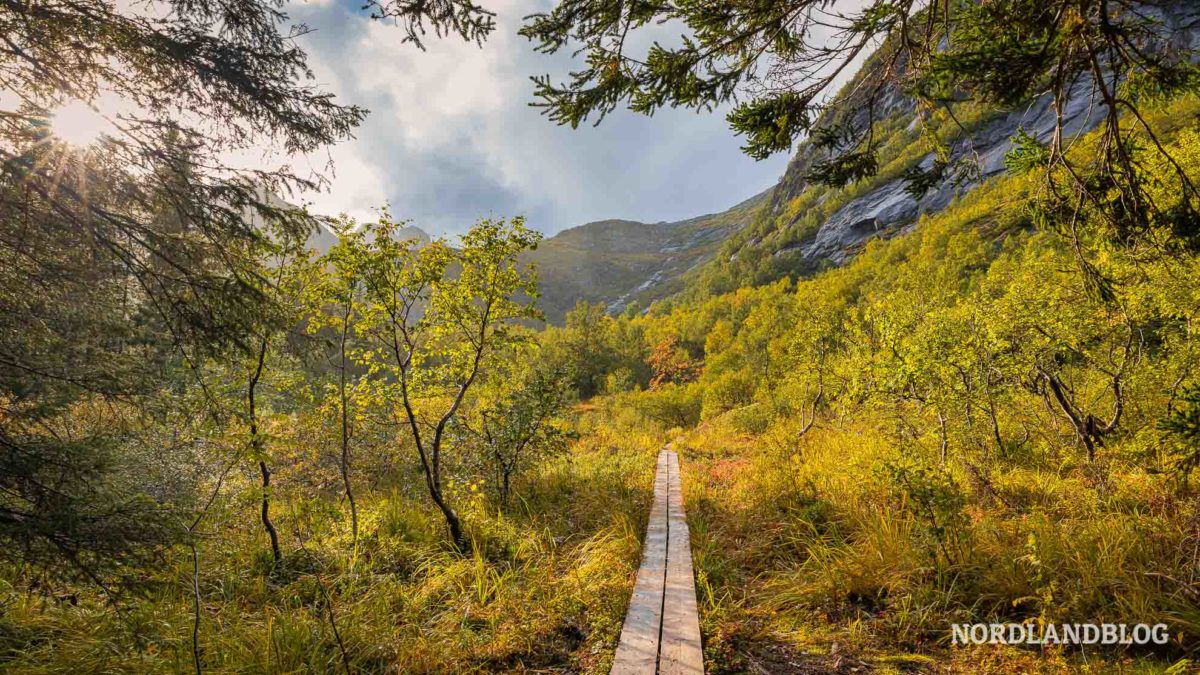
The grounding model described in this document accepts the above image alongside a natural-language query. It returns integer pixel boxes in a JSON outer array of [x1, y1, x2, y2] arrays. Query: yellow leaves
[[705, 319, 733, 356]]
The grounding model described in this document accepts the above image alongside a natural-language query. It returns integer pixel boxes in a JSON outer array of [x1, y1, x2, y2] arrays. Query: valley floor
[[1, 406, 1197, 673], [0, 418, 661, 673], [674, 415, 1195, 675]]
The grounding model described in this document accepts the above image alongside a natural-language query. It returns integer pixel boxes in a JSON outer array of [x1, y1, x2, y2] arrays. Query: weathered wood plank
[[659, 450, 704, 674], [611, 451, 671, 674], [611, 448, 705, 674]]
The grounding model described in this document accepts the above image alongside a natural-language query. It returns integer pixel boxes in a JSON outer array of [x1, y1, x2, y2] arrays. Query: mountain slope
[[306, 219, 430, 255], [522, 55, 1115, 320], [681, 3, 1200, 299], [526, 189, 770, 323], [299, 203, 765, 326]]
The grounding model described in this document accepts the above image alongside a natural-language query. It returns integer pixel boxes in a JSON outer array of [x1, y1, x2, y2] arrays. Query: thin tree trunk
[[248, 339, 281, 564], [184, 458, 238, 675], [988, 404, 1004, 457], [428, 483, 468, 552], [1042, 370, 1097, 461], [258, 461, 280, 563], [316, 573, 351, 675], [797, 381, 823, 438], [937, 408, 949, 464], [292, 522, 351, 674], [397, 368, 467, 551], [338, 296, 359, 555], [189, 540, 202, 675]]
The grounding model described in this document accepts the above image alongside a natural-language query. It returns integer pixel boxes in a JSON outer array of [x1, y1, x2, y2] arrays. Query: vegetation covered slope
[[526, 2, 1199, 322], [534, 91, 1200, 672], [657, 4, 1200, 304], [525, 190, 770, 323]]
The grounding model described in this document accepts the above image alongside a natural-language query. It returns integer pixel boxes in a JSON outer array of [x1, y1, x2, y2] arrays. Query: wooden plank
[[659, 450, 705, 674], [611, 448, 705, 675], [611, 451, 670, 674]]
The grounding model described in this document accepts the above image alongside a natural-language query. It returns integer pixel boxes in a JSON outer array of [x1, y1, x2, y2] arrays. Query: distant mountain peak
[[526, 188, 772, 323], [306, 218, 430, 256]]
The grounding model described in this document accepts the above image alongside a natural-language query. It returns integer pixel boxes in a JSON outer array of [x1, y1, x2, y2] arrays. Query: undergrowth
[[0, 420, 662, 673]]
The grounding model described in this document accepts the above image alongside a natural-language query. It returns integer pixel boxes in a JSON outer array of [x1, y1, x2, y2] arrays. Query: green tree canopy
[[0, 0, 492, 579]]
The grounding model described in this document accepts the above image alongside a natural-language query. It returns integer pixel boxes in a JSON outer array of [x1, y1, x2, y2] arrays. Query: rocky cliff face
[[442, 61, 1152, 324], [741, 3, 1200, 271], [521, 40, 1124, 319], [773, 77, 1107, 265]]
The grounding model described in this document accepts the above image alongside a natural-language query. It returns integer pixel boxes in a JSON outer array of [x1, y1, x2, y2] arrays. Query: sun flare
[[50, 101, 110, 146]]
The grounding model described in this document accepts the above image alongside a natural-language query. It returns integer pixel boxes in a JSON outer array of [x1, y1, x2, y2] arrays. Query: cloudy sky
[[283, 0, 792, 237]]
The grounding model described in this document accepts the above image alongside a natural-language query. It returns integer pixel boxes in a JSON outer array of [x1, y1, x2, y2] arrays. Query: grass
[[5, 368, 1198, 673], [667, 412, 1199, 673], [0, 416, 664, 673]]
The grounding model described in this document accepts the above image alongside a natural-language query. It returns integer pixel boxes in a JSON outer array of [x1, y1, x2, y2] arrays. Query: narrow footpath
[[611, 448, 704, 675]]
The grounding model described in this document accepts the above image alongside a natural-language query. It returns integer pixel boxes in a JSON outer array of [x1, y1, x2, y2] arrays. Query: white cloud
[[285, 0, 791, 236], [298, 140, 390, 223]]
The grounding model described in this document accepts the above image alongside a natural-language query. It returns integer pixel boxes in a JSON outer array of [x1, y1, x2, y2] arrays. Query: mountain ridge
[[524, 188, 771, 322]]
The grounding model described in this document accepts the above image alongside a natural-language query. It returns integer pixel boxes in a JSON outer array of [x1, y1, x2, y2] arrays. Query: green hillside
[[526, 190, 770, 323], [532, 91, 1200, 670]]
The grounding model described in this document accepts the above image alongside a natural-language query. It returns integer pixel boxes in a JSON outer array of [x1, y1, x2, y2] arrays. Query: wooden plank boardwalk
[[611, 447, 704, 674]]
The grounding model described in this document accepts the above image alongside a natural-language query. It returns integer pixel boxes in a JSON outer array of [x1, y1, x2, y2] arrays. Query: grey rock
[[785, 3, 1199, 266], [798, 77, 1108, 264]]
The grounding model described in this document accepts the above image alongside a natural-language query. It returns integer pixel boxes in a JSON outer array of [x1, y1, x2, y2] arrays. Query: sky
[[283, 0, 792, 237]]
